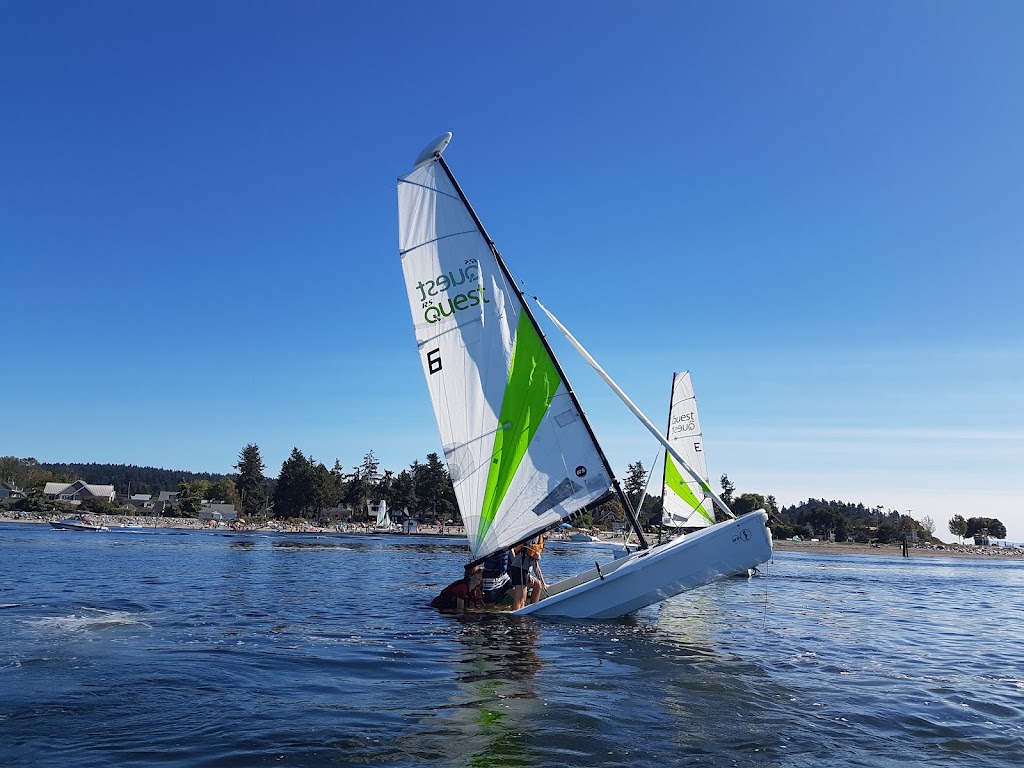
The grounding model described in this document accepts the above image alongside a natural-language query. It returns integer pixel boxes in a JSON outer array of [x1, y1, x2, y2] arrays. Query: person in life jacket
[[509, 535, 546, 610], [480, 549, 512, 606], [429, 565, 485, 612]]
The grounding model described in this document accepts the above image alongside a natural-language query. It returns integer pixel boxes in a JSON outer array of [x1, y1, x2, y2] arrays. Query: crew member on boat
[[481, 549, 512, 606], [429, 565, 485, 612], [509, 536, 546, 610]]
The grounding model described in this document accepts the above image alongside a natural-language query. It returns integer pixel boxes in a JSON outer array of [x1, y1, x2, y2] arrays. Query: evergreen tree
[[274, 448, 320, 519], [390, 469, 417, 514], [719, 474, 735, 506], [234, 444, 267, 521], [416, 453, 456, 522], [177, 481, 203, 517], [623, 461, 648, 509]]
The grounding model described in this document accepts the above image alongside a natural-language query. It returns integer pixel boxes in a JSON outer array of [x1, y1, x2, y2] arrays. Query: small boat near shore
[[50, 516, 107, 532]]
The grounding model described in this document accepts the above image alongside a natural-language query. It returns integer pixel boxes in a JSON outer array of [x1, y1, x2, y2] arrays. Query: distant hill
[[39, 461, 230, 496], [780, 498, 901, 522]]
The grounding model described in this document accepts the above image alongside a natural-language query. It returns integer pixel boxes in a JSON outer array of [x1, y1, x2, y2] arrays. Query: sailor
[[429, 565, 484, 612], [480, 549, 512, 606], [509, 535, 546, 610]]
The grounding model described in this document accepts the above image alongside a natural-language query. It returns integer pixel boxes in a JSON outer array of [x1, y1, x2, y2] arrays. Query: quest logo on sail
[[670, 411, 697, 435], [412, 264, 490, 324]]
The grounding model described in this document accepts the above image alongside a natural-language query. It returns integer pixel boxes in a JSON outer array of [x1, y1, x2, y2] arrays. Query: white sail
[[372, 500, 390, 528], [397, 137, 614, 560], [662, 372, 715, 528]]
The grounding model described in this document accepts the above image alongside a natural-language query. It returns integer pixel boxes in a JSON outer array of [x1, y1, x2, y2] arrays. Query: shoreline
[[3, 514, 1021, 560], [772, 538, 1024, 560]]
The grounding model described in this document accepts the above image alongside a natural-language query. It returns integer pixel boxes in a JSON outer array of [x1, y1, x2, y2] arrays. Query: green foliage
[[636, 494, 663, 528], [414, 453, 457, 521], [274, 448, 327, 520], [27, 459, 229, 497], [875, 521, 898, 544], [389, 470, 417, 513], [234, 444, 267, 520], [176, 481, 204, 518], [12, 494, 52, 514], [770, 521, 795, 540], [80, 497, 122, 515], [948, 514, 968, 541], [623, 461, 648, 507], [719, 474, 735, 506], [731, 493, 770, 517], [592, 499, 625, 529], [965, 517, 1007, 540]]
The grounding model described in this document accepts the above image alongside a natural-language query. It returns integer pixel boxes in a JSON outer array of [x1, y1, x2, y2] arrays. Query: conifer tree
[[234, 444, 267, 521]]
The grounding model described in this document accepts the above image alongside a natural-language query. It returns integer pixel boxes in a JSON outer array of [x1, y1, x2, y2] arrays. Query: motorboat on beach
[[50, 515, 107, 532]]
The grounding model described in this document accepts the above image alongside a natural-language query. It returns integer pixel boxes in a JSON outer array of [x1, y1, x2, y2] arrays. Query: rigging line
[[628, 447, 663, 549], [534, 297, 735, 520]]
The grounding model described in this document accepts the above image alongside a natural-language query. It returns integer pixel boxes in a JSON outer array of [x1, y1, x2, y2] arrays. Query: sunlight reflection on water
[[1, 524, 1021, 767]]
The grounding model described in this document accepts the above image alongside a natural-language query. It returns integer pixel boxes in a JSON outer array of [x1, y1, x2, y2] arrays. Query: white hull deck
[[50, 519, 107, 532], [517, 510, 772, 619]]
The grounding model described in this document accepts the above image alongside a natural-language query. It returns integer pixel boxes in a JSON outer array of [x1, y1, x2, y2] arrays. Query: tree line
[[1, 453, 1008, 541], [0, 449, 458, 525], [609, 460, 1009, 544]]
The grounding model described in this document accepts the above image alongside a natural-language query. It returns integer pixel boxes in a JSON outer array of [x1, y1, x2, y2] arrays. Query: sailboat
[[661, 371, 716, 530], [397, 134, 771, 619], [370, 500, 395, 532]]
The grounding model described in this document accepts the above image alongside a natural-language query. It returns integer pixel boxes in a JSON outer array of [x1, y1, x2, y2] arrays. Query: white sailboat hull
[[517, 510, 772, 619]]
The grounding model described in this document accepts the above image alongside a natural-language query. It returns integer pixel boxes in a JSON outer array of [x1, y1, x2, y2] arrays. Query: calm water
[[1, 523, 1022, 767]]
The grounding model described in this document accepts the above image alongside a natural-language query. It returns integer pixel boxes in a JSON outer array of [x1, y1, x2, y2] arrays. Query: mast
[[434, 154, 650, 551], [662, 371, 676, 527]]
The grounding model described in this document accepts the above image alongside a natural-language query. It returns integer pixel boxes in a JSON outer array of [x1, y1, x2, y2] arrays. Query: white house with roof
[[43, 481, 116, 503]]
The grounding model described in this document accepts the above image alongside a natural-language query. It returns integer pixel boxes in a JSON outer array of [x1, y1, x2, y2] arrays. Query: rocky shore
[[773, 538, 1024, 559], [3, 512, 1020, 559]]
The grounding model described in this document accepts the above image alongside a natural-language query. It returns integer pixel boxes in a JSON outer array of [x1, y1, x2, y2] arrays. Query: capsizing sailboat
[[662, 371, 716, 530], [397, 134, 771, 619]]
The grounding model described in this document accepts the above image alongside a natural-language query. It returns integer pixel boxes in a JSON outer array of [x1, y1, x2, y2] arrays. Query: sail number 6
[[427, 348, 442, 375]]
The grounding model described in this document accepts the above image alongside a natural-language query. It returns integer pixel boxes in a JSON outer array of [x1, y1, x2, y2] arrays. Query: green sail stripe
[[665, 456, 715, 524], [477, 311, 561, 548]]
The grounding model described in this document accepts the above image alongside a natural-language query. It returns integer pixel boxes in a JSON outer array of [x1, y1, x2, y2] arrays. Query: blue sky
[[3, 2, 1022, 540]]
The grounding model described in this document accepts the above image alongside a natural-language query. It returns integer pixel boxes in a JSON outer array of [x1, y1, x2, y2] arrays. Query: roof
[[44, 481, 115, 498]]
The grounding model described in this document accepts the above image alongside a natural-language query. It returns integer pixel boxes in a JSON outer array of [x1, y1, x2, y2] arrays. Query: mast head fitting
[[412, 132, 453, 169]]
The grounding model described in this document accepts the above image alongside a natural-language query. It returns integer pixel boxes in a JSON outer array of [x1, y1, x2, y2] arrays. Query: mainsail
[[661, 372, 715, 528], [397, 135, 620, 560], [372, 500, 390, 528]]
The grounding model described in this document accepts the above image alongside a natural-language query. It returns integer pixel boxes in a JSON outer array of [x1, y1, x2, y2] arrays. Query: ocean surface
[[1, 522, 1022, 768]]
